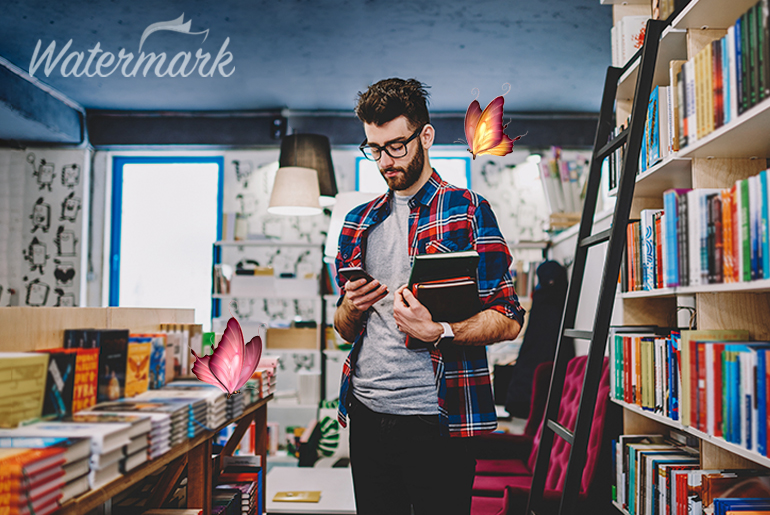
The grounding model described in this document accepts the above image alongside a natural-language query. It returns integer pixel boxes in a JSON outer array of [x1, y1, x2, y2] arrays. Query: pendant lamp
[[278, 133, 338, 207]]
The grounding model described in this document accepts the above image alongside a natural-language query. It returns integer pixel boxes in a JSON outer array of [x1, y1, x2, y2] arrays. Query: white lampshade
[[267, 166, 322, 216]]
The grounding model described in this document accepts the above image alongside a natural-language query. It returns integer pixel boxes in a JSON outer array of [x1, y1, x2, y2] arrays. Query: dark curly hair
[[354, 78, 430, 130]]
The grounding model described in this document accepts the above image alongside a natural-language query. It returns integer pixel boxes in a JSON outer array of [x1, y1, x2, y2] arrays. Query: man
[[334, 78, 525, 515]]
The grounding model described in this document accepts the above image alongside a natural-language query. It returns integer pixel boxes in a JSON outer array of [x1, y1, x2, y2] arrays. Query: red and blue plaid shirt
[[334, 170, 525, 437]]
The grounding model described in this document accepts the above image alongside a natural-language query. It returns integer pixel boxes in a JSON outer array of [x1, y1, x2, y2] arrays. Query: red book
[[690, 339, 699, 429], [624, 336, 633, 404], [712, 343, 725, 437], [627, 223, 635, 292], [72, 347, 99, 412]]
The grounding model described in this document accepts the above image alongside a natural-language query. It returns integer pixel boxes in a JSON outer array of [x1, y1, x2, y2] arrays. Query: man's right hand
[[343, 278, 388, 314]]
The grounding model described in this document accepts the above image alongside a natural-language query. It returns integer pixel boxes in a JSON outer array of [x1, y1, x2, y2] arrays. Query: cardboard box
[[266, 328, 319, 349]]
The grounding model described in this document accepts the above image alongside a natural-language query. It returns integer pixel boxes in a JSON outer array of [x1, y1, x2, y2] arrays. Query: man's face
[[363, 116, 425, 192]]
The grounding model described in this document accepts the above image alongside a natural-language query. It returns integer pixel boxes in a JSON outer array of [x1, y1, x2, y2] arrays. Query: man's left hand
[[393, 285, 443, 343]]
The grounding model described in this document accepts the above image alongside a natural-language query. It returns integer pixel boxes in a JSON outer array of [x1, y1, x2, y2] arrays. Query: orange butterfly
[[465, 95, 523, 160]]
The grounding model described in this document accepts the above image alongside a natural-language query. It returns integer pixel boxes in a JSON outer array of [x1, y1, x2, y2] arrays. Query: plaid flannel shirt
[[334, 170, 525, 437]]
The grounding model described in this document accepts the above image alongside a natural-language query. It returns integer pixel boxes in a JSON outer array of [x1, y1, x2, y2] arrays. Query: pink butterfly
[[465, 95, 523, 160], [190, 317, 262, 396]]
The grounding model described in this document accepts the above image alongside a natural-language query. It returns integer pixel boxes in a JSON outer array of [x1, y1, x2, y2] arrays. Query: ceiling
[[0, 0, 612, 115]]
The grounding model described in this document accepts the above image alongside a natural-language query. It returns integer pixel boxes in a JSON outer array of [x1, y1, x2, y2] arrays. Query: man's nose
[[379, 153, 395, 168]]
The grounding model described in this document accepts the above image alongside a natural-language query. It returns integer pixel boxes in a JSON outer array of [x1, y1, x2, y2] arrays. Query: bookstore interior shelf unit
[[0, 307, 271, 515], [608, 0, 770, 511]]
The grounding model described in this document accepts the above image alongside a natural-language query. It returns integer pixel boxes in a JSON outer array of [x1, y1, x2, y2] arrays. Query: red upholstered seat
[[471, 356, 610, 514], [470, 482, 514, 515], [474, 458, 530, 476], [474, 361, 553, 476]]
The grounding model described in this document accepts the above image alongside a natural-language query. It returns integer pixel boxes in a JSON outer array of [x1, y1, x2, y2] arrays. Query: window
[[110, 157, 223, 330]]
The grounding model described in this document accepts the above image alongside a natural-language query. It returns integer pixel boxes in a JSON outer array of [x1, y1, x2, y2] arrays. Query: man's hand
[[344, 278, 388, 313], [393, 285, 443, 343], [334, 277, 388, 343]]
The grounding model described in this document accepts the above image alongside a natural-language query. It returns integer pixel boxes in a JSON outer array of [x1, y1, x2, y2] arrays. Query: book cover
[[125, 340, 151, 398], [406, 277, 481, 349], [750, 4, 760, 107], [761, 170, 770, 279], [72, 347, 99, 413], [640, 209, 660, 291], [146, 334, 167, 390], [36, 348, 77, 418], [96, 329, 129, 402], [723, 188, 735, 283]]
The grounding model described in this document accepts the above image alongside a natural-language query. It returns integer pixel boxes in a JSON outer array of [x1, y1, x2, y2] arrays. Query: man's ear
[[420, 124, 435, 149]]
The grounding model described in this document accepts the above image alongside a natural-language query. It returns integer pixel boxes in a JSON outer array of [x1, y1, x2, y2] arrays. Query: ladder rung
[[580, 228, 611, 248], [594, 128, 628, 160], [547, 419, 575, 445], [563, 329, 593, 340]]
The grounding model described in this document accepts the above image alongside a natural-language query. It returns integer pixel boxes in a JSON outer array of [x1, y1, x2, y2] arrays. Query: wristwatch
[[434, 322, 454, 349]]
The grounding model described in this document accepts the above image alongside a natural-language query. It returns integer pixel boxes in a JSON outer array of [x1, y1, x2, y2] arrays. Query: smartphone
[[338, 266, 375, 284]]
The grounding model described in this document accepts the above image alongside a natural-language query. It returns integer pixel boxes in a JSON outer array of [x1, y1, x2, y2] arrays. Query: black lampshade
[[279, 134, 338, 204]]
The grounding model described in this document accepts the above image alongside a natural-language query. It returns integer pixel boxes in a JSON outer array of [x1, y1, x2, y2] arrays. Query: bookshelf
[[0, 307, 272, 515], [606, 0, 770, 511]]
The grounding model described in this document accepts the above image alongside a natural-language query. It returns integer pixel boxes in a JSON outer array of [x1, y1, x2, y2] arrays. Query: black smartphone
[[338, 266, 375, 284]]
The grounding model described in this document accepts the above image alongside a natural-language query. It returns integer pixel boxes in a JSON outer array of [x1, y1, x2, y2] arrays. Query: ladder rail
[[525, 63, 622, 515], [525, 18, 667, 515]]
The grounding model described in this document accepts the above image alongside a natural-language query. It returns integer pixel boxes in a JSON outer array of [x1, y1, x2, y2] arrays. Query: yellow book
[[273, 491, 322, 503], [669, 59, 687, 151], [0, 353, 49, 427], [679, 330, 748, 428], [125, 342, 151, 398]]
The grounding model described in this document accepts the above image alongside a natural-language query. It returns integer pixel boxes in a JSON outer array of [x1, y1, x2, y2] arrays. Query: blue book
[[762, 170, 770, 278], [736, 17, 745, 114], [723, 36, 731, 125], [663, 190, 691, 287], [758, 349, 767, 456], [648, 87, 661, 167], [714, 498, 770, 515], [149, 336, 166, 389]]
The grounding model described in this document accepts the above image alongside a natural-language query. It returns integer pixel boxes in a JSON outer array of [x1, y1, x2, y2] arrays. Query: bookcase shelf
[[610, 398, 770, 469], [612, 500, 632, 515], [608, 155, 691, 198], [605, 0, 770, 512], [617, 28, 687, 101], [58, 395, 272, 515], [621, 278, 770, 298], [670, 0, 758, 32], [678, 95, 770, 158]]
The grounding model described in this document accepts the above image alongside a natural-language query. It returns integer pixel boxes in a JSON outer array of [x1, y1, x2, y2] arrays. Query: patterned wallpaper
[[0, 149, 90, 307]]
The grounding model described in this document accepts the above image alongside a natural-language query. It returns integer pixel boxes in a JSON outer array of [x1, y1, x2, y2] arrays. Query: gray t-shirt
[[351, 193, 439, 415]]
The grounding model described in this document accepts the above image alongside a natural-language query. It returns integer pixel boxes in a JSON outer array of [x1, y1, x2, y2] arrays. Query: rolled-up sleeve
[[471, 199, 526, 327]]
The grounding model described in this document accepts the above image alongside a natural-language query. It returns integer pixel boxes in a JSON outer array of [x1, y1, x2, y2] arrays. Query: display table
[[265, 467, 356, 514]]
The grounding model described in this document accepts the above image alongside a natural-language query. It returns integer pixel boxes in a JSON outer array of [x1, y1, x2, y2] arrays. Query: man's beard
[[380, 146, 424, 191]]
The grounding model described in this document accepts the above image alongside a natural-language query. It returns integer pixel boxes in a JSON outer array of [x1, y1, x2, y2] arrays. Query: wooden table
[[265, 467, 356, 514]]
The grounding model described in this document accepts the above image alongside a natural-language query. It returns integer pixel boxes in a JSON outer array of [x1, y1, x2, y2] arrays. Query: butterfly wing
[[190, 349, 229, 394], [470, 96, 508, 158], [464, 100, 483, 154], [208, 317, 246, 394], [235, 334, 263, 393]]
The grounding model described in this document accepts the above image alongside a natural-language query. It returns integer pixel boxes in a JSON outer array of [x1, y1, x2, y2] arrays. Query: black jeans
[[348, 395, 477, 515]]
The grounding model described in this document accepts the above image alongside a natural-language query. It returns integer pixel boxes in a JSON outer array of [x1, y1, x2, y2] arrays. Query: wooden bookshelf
[[608, 155, 691, 197], [0, 307, 272, 515], [606, 0, 770, 512], [611, 399, 770, 469], [57, 395, 272, 515], [617, 28, 687, 100]]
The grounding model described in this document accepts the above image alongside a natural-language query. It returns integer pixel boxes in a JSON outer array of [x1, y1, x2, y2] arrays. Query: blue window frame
[[109, 156, 224, 310]]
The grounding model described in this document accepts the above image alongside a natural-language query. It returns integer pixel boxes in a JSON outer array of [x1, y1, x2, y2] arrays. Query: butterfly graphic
[[190, 317, 262, 396], [464, 86, 524, 160]]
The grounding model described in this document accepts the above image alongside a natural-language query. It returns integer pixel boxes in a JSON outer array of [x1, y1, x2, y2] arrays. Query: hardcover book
[[125, 339, 151, 398], [95, 329, 129, 402], [36, 348, 77, 418], [72, 347, 99, 413]]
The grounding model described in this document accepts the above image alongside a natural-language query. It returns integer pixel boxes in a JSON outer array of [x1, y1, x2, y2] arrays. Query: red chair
[[471, 355, 611, 515], [474, 361, 553, 476]]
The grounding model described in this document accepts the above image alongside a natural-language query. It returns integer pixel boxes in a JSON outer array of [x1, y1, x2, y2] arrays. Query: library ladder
[[525, 18, 667, 515]]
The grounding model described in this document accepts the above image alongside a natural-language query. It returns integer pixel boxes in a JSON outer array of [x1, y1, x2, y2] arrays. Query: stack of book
[[216, 482, 257, 515], [158, 382, 229, 428], [610, 15, 650, 68], [0, 353, 49, 428], [621, 167, 770, 292], [88, 400, 189, 447], [0, 447, 66, 515], [218, 456, 262, 515], [86, 403, 173, 459], [67, 413, 150, 473], [614, 433, 770, 515], [537, 146, 590, 215], [129, 394, 208, 438], [0, 436, 91, 504], [21, 420, 131, 489], [212, 488, 241, 515]]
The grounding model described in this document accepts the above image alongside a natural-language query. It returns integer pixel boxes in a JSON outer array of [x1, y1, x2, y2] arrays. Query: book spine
[[740, 179, 752, 281], [664, 192, 678, 287], [656, 213, 664, 289], [728, 24, 738, 122], [740, 12, 750, 112], [762, 169, 770, 279], [685, 60, 698, 143], [714, 194, 723, 283], [678, 68, 688, 148], [751, 4, 760, 108]]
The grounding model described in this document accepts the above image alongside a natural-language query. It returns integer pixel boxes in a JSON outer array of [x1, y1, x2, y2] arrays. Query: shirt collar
[[367, 169, 443, 222]]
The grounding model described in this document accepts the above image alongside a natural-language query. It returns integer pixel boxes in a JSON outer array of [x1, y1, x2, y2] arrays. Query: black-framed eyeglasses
[[359, 125, 424, 161]]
